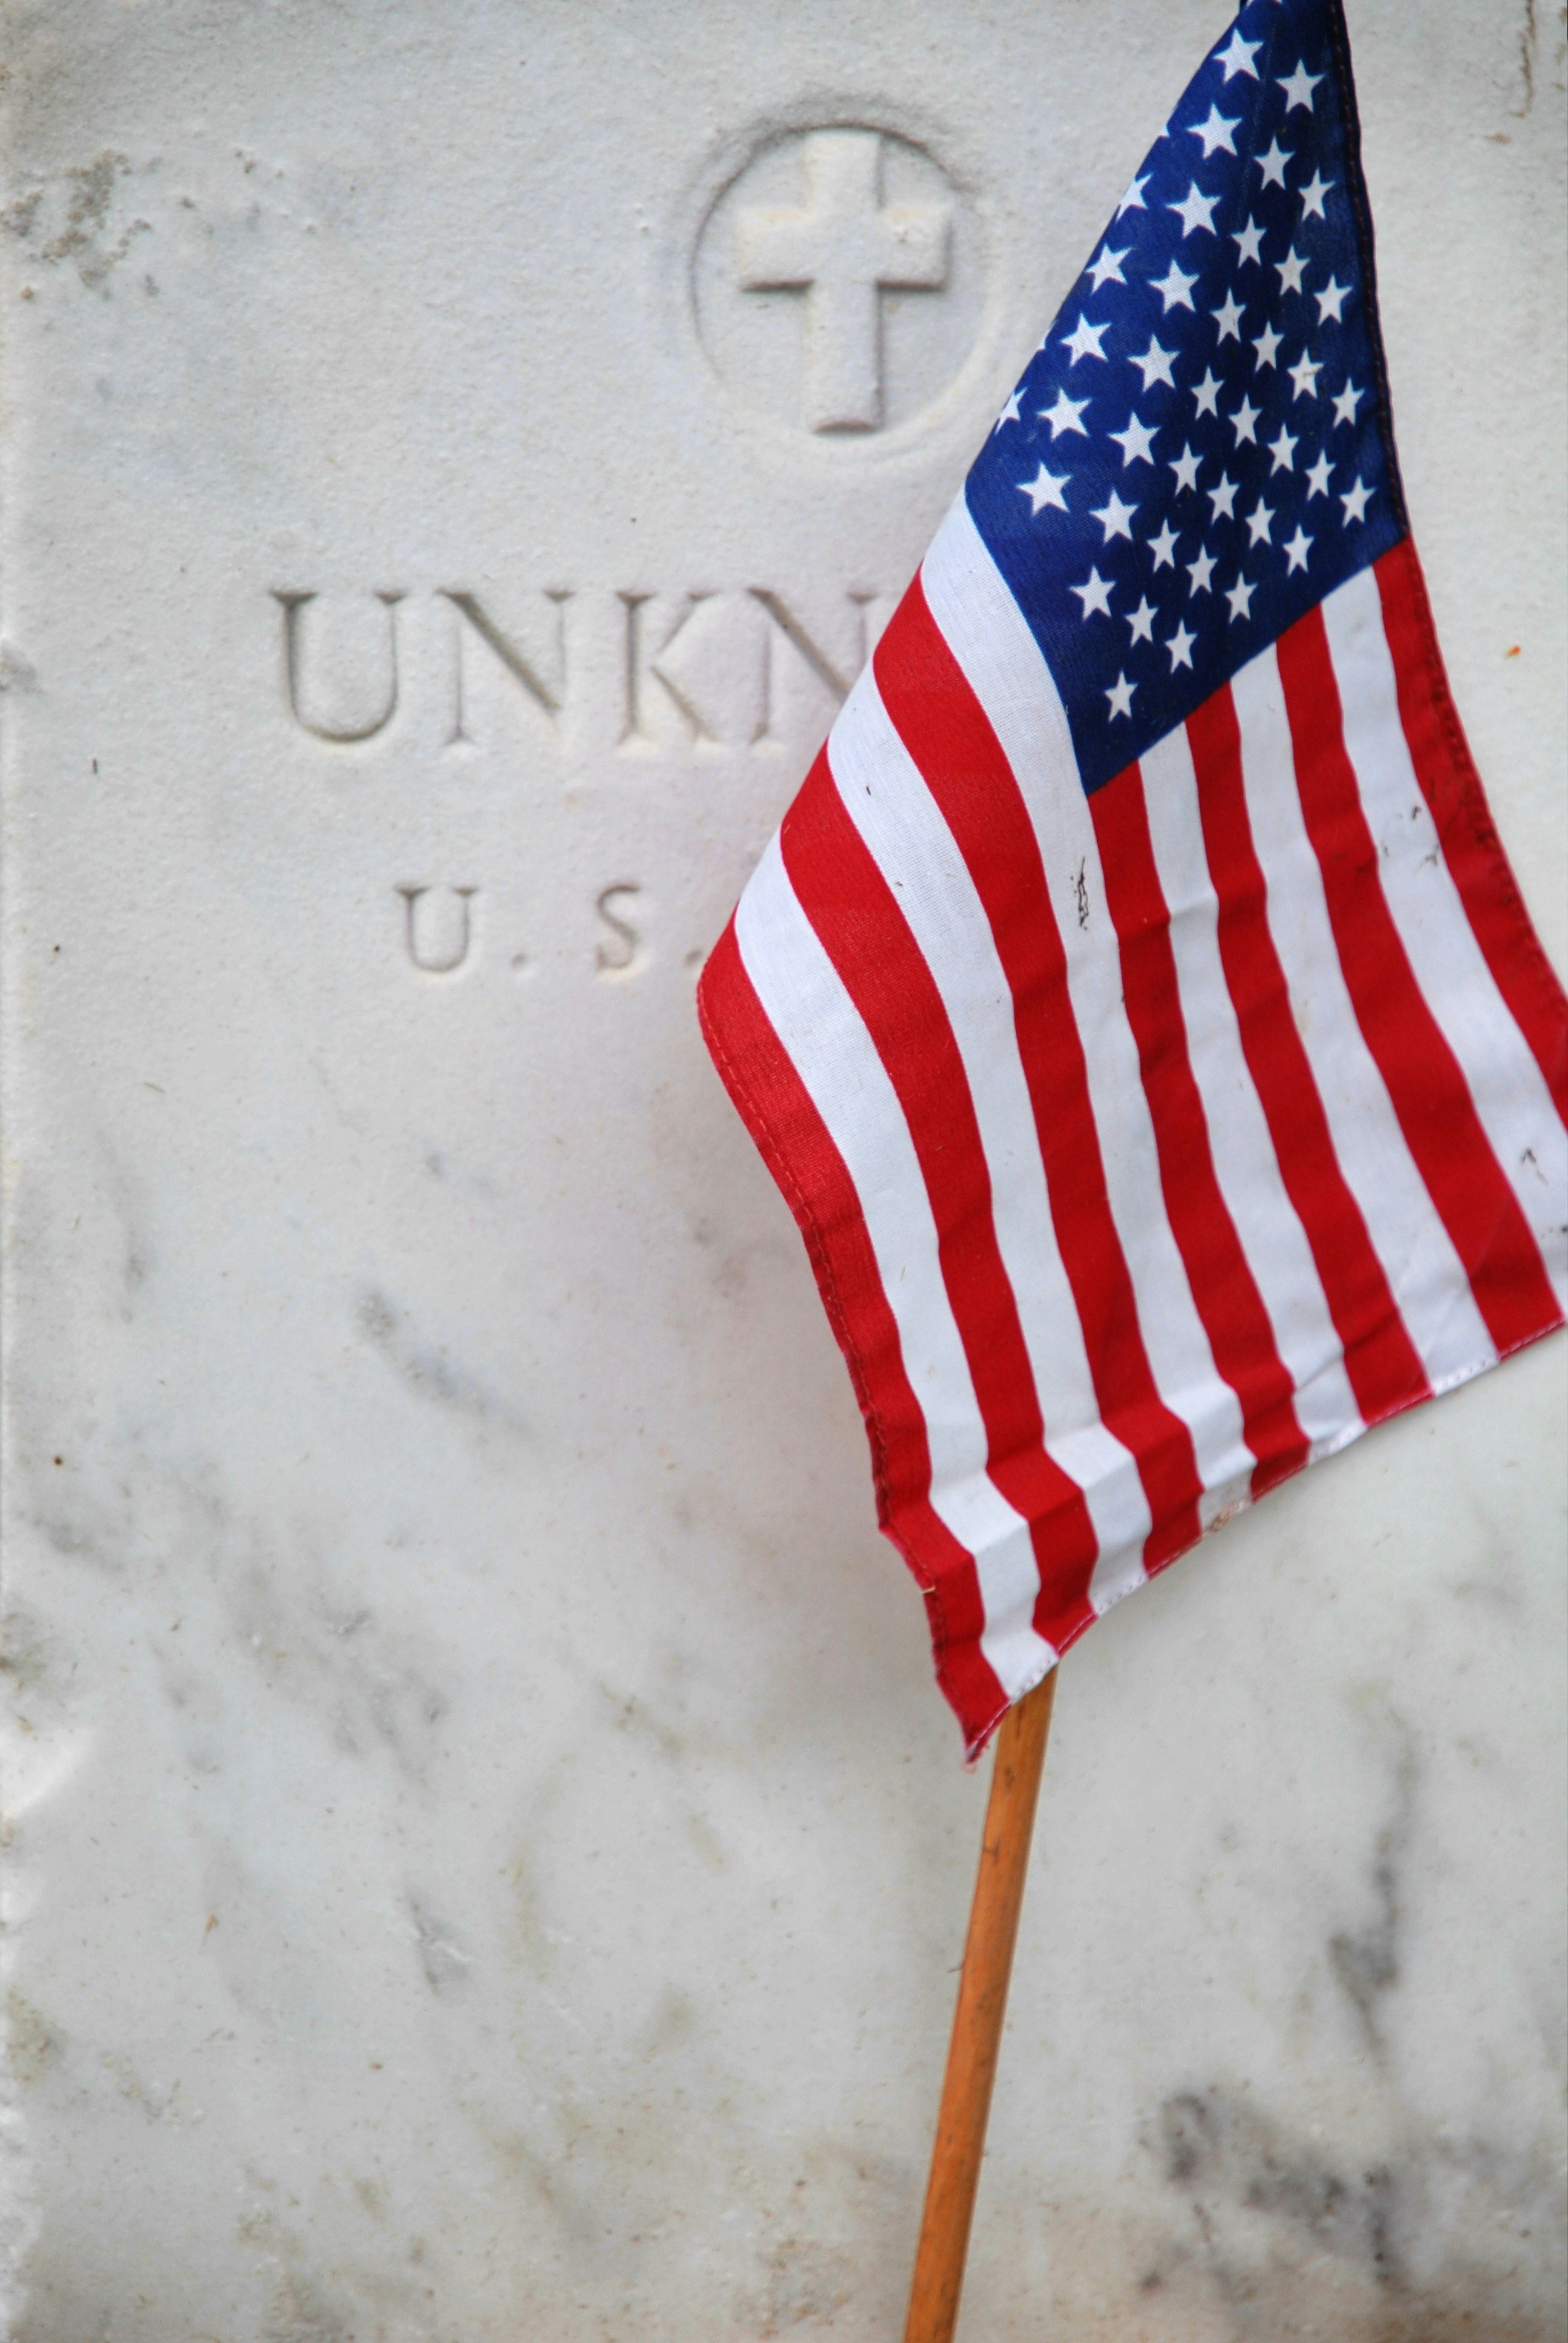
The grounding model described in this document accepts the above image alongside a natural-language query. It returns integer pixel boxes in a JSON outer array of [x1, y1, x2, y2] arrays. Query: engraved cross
[[735, 129, 951, 433]]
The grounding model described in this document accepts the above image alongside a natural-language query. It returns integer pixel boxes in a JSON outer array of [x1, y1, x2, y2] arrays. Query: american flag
[[699, 0, 1568, 1755]]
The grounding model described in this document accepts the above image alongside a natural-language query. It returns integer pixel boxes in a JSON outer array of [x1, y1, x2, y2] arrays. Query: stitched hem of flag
[[697, 933, 982, 1745], [1321, 0, 1409, 540]]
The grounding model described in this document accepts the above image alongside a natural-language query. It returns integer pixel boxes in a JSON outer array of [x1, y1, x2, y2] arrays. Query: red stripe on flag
[[1374, 540, 1568, 1122], [1186, 683, 1430, 1422], [696, 920, 1005, 1742], [875, 583, 1205, 1579], [1276, 606, 1560, 1357], [779, 753, 1102, 1647], [1090, 761, 1310, 1496]]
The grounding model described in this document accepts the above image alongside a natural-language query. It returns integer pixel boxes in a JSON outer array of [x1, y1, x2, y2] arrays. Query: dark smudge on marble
[[407, 1895, 475, 1998], [1157, 2085, 1403, 2284], [1145, 2083, 1565, 2342], [1328, 1695, 1419, 2060], [354, 1285, 528, 1437]]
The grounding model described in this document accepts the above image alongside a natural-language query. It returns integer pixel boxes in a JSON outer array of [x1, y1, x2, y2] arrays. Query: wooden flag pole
[[903, 1669, 1058, 2343]]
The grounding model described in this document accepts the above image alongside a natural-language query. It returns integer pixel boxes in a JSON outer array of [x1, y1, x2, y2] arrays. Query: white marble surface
[[2, 2, 1564, 2337]]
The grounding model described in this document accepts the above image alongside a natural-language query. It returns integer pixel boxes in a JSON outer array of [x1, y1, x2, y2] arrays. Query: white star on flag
[[1170, 444, 1203, 493], [1151, 258, 1198, 312], [1192, 367, 1223, 418], [1019, 462, 1071, 516], [1186, 545, 1218, 594], [1190, 105, 1241, 158], [1166, 618, 1198, 669], [1278, 61, 1324, 110], [1040, 388, 1089, 436], [1225, 568, 1256, 618], [1129, 338, 1178, 391], [1289, 351, 1323, 401], [1268, 423, 1299, 471], [1060, 314, 1109, 364], [1169, 183, 1221, 237], [1256, 137, 1292, 188], [1091, 488, 1138, 542], [1111, 415, 1159, 466], [1214, 292, 1246, 342], [1215, 26, 1259, 79], [1070, 565, 1115, 617]]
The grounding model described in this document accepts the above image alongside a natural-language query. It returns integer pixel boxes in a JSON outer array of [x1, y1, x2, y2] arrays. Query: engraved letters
[[277, 582, 886, 995], [393, 881, 672, 986], [595, 885, 645, 978], [641, 589, 858, 747], [399, 885, 477, 975], [443, 589, 569, 745], [278, 583, 887, 753], [276, 590, 403, 742]]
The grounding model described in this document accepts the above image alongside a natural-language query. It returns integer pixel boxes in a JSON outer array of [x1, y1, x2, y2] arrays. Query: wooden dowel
[[903, 1669, 1058, 2343]]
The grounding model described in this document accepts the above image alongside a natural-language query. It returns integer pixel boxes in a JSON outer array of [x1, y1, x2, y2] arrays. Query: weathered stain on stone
[[6, 1991, 62, 2086], [354, 1286, 528, 1436], [1329, 1705, 1419, 2059]]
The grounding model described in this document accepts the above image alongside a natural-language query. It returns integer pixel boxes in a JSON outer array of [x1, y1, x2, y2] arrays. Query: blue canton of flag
[[968, 0, 1402, 790]]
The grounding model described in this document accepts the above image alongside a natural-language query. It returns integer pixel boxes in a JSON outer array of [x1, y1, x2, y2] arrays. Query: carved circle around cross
[[692, 122, 985, 445]]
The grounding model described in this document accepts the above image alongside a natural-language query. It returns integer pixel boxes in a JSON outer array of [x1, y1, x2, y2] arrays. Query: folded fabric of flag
[[699, 0, 1568, 1756]]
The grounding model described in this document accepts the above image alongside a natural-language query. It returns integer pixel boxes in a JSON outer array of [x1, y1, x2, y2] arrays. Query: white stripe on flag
[[826, 667, 1154, 1574], [1229, 644, 1497, 1391], [1139, 721, 1364, 1455], [922, 496, 1257, 1525], [733, 832, 1054, 1696], [1323, 566, 1568, 1300]]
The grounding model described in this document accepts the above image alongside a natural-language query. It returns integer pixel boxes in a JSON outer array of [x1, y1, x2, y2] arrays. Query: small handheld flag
[[699, 0, 1567, 1761]]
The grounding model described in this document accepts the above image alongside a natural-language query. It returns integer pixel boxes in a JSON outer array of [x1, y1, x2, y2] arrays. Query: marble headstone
[[2, 2, 1563, 2337]]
